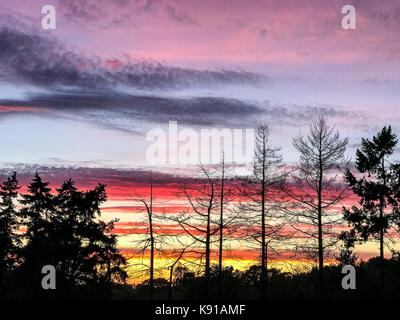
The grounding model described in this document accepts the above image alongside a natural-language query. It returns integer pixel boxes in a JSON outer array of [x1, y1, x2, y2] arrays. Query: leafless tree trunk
[[218, 154, 225, 297], [239, 124, 286, 299], [215, 153, 238, 298], [130, 171, 160, 300], [172, 165, 219, 299], [283, 116, 348, 294], [139, 172, 154, 299], [168, 246, 189, 300]]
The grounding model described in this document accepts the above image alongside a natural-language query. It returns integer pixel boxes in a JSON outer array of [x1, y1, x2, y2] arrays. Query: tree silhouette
[[131, 171, 158, 299], [53, 179, 127, 292], [0, 172, 21, 298], [216, 153, 238, 298], [129, 171, 173, 299], [170, 164, 220, 298], [167, 246, 190, 300], [51, 179, 85, 292], [16, 173, 127, 298], [62, 181, 127, 290], [239, 124, 286, 299], [218, 154, 226, 297], [282, 116, 348, 294], [19, 172, 54, 296], [342, 126, 399, 290]]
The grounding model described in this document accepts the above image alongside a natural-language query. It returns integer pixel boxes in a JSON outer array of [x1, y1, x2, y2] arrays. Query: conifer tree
[[19, 173, 54, 294], [342, 126, 399, 289], [0, 172, 21, 297], [19, 174, 127, 297], [53, 180, 127, 292]]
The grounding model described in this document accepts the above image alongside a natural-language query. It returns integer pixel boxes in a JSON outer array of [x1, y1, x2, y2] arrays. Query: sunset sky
[[1, 0, 400, 281]]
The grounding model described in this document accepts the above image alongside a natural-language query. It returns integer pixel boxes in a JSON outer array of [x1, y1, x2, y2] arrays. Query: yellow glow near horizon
[[124, 256, 316, 285]]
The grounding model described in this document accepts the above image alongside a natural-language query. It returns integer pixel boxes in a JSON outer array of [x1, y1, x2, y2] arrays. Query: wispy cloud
[[0, 88, 364, 134], [0, 22, 265, 90]]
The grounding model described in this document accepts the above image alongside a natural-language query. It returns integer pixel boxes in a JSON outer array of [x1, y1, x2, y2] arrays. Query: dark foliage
[[341, 126, 400, 289], [1, 172, 127, 300]]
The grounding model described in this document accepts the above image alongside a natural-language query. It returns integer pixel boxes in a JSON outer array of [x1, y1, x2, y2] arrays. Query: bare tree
[[216, 153, 239, 297], [166, 244, 193, 300], [218, 154, 226, 297], [282, 116, 348, 292], [169, 164, 220, 298], [239, 124, 286, 298], [129, 171, 164, 299]]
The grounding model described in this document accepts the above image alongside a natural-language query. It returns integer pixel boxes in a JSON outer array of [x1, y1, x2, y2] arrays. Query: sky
[[1, 0, 400, 280]]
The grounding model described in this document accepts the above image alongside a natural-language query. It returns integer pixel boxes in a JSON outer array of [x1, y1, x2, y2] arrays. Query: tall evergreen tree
[[19, 173, 54, 295], [0, 172, 21, 297], [51, 179, 86, 293], [80, 184, 128, 288], [53, 180, 127, 294], [342, 126, 399, 289]]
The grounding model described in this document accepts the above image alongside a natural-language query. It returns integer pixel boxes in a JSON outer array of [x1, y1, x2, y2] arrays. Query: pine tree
[[19, 173, 54, 295], [53, 180, 127, 294], [0, 172, 21, 297], [342, 126, 399, 290], [63, 182, 127, 292], [52, 179, 84, 293]]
